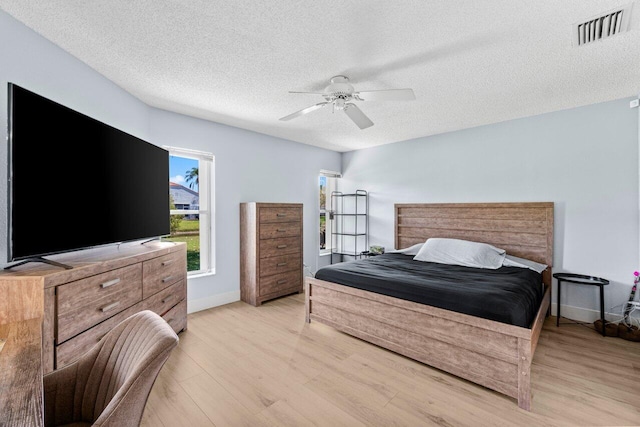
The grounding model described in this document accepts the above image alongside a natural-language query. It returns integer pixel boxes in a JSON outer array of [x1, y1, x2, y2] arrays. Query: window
[[319, 170, 341, 255], [163, 146, 215, 275]]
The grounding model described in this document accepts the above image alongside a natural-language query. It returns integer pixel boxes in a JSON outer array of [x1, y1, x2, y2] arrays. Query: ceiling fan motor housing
[[324, 75, 355, 103]]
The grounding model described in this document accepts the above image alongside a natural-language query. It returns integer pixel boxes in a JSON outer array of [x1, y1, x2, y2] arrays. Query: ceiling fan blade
[[288, 91, 326, 95], [279, 102, 328, 121], [356, 88, 416, 101], [344, 103, 374, 129]]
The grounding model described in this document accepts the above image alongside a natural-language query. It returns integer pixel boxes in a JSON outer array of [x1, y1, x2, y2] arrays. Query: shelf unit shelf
[[330, 190, 368, 264]]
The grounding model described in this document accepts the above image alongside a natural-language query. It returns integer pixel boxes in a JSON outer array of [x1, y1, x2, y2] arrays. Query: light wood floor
[[141, 294, 640, 426]]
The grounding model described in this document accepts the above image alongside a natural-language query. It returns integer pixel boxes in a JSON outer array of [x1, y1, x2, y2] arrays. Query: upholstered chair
[[43, 310, 179, 427]]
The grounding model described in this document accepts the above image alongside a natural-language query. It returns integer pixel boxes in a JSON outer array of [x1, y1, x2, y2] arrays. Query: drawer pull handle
[[166, 318, 175, 324], [100, 278, 121, 289], [277, 245, 287, 249], [277, 229, 287, 232], [277, 279, 287, 285], [276, 213, 287, 217], [161, 260, 173, 266], [277, 262, 287, 267], [162, 295, 176, 304], [101, 302, 120, 313], [161, 276, 174, 283]]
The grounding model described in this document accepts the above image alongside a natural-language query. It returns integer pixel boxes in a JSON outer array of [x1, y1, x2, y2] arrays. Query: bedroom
[[0, 1, 639, 426]]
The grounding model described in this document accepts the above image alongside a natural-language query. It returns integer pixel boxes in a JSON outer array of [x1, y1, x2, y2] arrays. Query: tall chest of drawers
[[240, 202, 303, 306]]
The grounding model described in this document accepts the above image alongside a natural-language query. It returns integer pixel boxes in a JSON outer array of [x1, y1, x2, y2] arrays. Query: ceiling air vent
[[573, 4, 633, 46]]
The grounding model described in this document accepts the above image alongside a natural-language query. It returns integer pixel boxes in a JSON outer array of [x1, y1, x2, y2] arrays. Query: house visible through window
[[320, 170, 341, 255], [163, 146, 215, 275]]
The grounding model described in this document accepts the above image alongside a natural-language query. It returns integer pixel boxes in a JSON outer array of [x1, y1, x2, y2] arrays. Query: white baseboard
[[551, 302, 625, 323], [187, 290, 240, 314]]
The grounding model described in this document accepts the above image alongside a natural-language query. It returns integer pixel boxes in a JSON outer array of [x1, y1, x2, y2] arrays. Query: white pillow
[[387, 243, 424, 256], [502, 254, 548, 273], [413, 238, 506, 269]]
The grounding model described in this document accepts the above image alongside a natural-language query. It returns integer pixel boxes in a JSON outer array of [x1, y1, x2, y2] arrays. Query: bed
[[304, 202, 553, 411]]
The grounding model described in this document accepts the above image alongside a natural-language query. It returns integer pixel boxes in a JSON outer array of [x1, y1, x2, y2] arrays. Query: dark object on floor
[[593, 319, 618, 337], [618, 324, 640, 342], [43, 310, 179, 426]]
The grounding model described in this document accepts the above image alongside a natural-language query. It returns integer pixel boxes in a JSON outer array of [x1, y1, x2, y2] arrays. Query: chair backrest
[[75, 310, 178, 426]]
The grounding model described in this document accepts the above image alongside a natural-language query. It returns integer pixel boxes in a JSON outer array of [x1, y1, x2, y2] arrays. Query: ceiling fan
[[279, 75, 415, 130]]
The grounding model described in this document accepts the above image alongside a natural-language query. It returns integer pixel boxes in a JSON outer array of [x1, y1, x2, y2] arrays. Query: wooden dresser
[[0, 241, 187, 375], [240, 202, 303, 306], [0, 274, 45, 426]]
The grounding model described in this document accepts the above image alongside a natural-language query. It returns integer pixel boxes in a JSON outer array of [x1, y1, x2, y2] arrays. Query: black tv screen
[[7, 83, 170, 262]]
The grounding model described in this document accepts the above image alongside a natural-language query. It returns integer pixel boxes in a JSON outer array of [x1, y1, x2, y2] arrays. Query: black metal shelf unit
[[330, 190, 368, 264]]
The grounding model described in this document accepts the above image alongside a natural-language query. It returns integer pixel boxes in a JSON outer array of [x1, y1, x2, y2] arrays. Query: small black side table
[[553, 273, 610, 336]]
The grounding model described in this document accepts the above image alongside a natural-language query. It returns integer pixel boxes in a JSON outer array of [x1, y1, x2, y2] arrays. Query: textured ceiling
[[1, 1, 640, 152]]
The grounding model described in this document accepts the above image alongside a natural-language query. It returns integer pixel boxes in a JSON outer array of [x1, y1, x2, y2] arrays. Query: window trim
[[319, 170, 341, 256], [164, 145, 215, 276]]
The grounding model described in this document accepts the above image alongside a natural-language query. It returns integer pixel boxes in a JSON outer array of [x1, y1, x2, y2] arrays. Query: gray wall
[[0, 10, 341, 311], [342, 98, 639, 321]]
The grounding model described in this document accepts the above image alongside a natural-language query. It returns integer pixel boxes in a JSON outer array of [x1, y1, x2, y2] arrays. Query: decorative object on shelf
[[330, 190, 368, 264], [370, 245, 385, 255]]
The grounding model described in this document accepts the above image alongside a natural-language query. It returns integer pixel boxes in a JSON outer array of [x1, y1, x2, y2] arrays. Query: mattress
[[314, 253, 543, 328]]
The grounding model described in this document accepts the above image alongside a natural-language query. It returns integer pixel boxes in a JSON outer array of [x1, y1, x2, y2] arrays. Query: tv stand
[[0, 242, 187, 375], [4, 257, 73, 270], [140, 237, 162, 245]]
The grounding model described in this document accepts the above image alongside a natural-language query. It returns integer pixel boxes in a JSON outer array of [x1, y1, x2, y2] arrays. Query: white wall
[[148, 108, 340, 310], [0, 10, 341, 312], [342, 98, 639, 322]]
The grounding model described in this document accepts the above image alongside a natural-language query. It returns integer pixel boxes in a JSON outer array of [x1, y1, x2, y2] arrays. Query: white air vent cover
[[574, 4, 633, 46]]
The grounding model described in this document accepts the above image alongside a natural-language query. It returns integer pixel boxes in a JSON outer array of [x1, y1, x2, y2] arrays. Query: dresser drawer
[[259, 207, 302, 223], [145, 279, 186, 317], [259, 253, 301, 277], [143, 251, 187, 298], [259, 270, 301, 296], [259, 236, 301, 258], [163, 299, 187, 334], [259, 221, 301, 239], [57, 265, 143, 343], [56, 300, 145, 368]]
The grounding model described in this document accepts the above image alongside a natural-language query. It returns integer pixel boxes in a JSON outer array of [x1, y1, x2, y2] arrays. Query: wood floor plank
[[176, 332, 290, 414], [142, 374, 215, 427], [270, 383, 367, 427], [158, 345, 207, 383], [179, 372, 268, 427], [143, 294, 640, 426], [304, 371, 403, 426], [255, 400, 316, 427]]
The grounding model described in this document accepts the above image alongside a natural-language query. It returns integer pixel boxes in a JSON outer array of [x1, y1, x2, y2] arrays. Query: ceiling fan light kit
[[279, 75, 415, 130]]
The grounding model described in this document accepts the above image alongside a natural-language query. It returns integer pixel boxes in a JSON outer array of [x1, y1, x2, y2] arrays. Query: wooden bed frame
[[305, 202, 553, 411]]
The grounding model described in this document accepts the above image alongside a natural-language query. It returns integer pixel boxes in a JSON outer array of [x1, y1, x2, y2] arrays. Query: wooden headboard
[[395, 202, 554, 284]]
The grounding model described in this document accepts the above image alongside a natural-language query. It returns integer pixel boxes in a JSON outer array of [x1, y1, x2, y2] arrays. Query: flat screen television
[[7, 83, 170, 267]]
